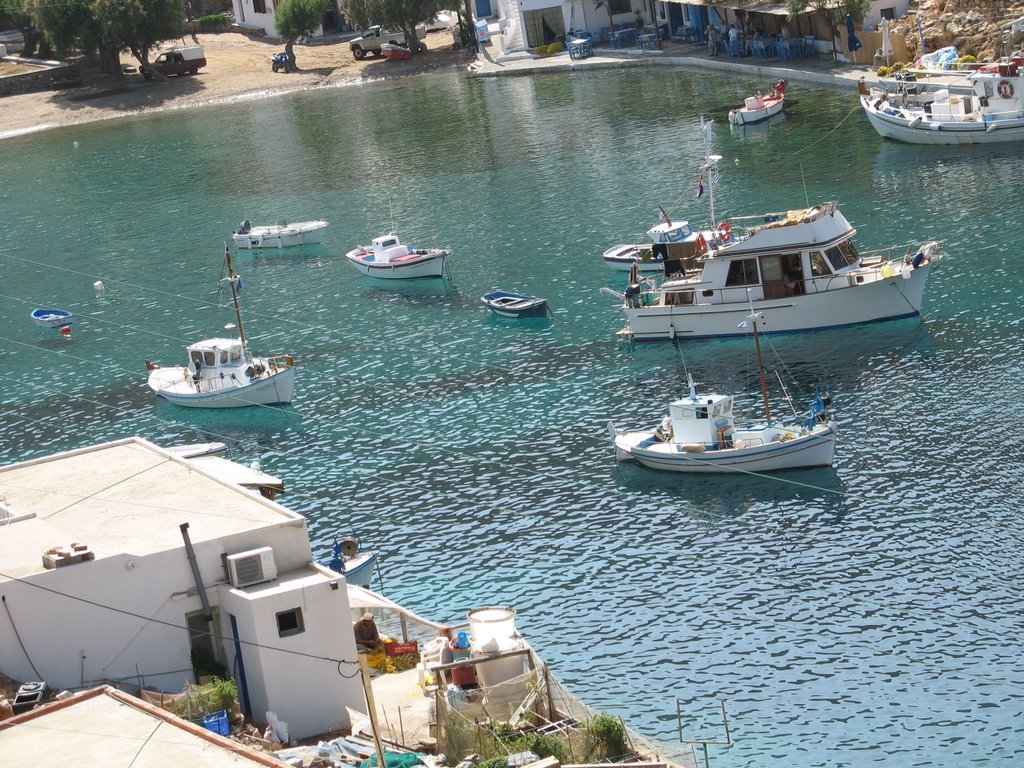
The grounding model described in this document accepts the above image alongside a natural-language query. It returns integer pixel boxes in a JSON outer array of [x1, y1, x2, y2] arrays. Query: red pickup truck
[[144, 45, 207, 78]]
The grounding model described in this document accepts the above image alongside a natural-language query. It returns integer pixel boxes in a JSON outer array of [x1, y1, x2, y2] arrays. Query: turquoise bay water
[[1, 69, 1022, 766]]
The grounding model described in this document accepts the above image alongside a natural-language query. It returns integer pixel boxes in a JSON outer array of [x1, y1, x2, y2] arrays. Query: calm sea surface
[[1, 68, 1022, 767]]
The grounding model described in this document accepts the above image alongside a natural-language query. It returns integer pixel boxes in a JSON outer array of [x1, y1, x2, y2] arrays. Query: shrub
[[534, 45, 547, 55], [168, 677, 238, 720], [199, 13, 232, 31], [546, 42, 564, 54], [582, 713, 629, 760]]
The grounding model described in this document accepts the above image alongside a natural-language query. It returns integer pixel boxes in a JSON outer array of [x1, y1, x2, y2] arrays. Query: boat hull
[[602, 243, 666, 271], [481, 291, 549, 318], [621, 261, 937, 341], [232, 220, 328, 249], [615, 427, 835, 473], [728, 98, 784, 126], [861, 95, 1024, 144], [149, 363, 295, 408], [31, 308, 74, 328], [345, 250, 447, 278], [342, 552, 378, 587]]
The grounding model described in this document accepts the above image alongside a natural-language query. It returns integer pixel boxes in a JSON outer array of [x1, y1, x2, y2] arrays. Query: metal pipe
[[179, 523, 212, 621]]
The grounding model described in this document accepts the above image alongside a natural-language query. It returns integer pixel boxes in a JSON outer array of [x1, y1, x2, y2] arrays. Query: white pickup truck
[[349, 24, 426, 59]]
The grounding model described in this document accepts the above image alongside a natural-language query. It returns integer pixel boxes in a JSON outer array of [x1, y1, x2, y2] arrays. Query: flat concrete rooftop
[[0, 437, 303, 581]]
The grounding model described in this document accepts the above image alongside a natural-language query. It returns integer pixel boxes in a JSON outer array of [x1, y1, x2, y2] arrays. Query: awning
[[741, 1, 841, 15]]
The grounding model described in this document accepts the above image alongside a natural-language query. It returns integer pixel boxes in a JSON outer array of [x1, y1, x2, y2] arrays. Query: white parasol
[[881, 17, 893, 66]]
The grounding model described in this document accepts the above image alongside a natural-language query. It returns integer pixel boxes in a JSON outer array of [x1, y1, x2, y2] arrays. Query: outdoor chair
[[751, 39, 769, 59], [803, 35, 815, 56]]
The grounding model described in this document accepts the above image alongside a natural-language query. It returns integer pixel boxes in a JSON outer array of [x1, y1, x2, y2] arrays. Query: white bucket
[[467, 606, 517, 646]]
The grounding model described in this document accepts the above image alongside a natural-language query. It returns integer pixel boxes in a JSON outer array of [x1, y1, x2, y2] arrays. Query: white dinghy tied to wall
[[608, 115, 945, 341], [146, 246, 295, 408], [609, 310, 837, 474]]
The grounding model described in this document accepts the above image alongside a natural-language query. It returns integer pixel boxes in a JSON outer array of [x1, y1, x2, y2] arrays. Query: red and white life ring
[[998, 80, 1014, 99], [718, 220, 732, 242]]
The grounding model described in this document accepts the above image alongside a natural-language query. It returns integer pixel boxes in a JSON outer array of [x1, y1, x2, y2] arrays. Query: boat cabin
[[666, 391, 735, 448], [370, 234, 412, 263], [654, 202, 862, 306], [187, 338, 245, 373]]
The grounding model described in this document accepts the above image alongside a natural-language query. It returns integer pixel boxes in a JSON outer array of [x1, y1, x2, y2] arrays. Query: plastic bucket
[[467, 606, 517, 646]]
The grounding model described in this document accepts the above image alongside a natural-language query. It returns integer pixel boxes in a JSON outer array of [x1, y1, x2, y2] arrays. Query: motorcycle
[[271, 52, 291, 73]]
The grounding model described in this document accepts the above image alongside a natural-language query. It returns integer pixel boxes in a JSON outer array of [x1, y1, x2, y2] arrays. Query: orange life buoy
[[695, 233, 707, 252], [718, 220, 732, 242], [998, 80, 1014, 99]]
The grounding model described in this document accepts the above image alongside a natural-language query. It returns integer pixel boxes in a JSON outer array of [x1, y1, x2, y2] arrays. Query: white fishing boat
[[609, 116, 945, 341], [609, 312, 836, 474], [231, 219, 328, 249], [146, 247, 295, 408], [859, 57, 1024, 144], [345, 233, 448, 279], [728, 80, 786, 126], [602, 207, 702, 272]]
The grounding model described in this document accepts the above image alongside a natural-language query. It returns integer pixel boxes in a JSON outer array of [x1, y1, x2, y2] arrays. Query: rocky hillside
[[895, 0, 1024, 60]]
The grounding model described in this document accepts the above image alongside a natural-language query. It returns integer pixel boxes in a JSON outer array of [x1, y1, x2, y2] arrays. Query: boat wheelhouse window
[[190, 350, 203, 365], [725, 258, 759, 286], [220, 350, 228, 364], [702, 289, 714, 297], [809, 251, 830, 276], [665, 289, 694, 306], [824, 241, 860, 271], [203, 351, 216, 366], [697, 400, 712, 419], [276, 607, 305, 637], [380, 238, 399, 248], [230, 346, 242, 361]]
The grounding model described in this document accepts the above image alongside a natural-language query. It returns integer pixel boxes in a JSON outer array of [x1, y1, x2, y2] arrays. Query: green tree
[[28, 0, 120, 74], [0, 0, 50, 57], [786, 0, 869, 58], [275, 0, 330, 69], [346, 0, 447, 55], [95, 0, 185, 78]]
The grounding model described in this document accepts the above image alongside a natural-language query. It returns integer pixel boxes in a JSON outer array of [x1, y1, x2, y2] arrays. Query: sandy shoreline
[[1, 30, 473, 140]]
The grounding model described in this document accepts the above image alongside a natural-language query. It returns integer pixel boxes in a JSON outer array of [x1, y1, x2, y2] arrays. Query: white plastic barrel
[[467, 606, 517, 646]]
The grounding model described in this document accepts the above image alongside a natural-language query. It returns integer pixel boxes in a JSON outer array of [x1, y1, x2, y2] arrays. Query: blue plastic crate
[[203, 709, 229, 736]]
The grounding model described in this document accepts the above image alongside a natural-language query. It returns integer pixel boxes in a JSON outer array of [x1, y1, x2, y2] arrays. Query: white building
[[229, 0, 327, 39], [0, 437, 363, 740]]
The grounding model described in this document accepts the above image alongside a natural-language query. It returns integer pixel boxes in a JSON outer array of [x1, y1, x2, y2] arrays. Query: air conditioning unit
[[226, 547, 277, 588]]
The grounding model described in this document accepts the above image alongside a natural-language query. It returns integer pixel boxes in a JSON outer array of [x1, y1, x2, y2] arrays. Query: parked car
[[424, 10, 457, 32], [144, 45, 206, 78], [349, 24, 428, 59]]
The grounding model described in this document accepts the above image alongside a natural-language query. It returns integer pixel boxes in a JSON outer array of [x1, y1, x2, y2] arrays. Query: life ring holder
[[718, 220, 732, 242], [997, 80, 1014, 99]]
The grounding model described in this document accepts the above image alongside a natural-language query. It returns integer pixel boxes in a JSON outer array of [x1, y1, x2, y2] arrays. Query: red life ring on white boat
[[997, 80, 1014, 99], [718, 220, 732, 242]]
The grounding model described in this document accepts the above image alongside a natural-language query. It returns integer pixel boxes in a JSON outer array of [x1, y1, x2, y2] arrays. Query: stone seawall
[[0, 58, 82, 97]]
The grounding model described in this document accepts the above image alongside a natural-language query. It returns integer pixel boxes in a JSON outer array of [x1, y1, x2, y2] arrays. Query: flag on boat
[[712, 166, 721, 184], [235, 275, 243, 293], [696, 173, 704, 198]]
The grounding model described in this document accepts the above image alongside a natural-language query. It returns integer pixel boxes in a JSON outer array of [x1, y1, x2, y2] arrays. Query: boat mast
[[223, 246, 247, 347], [750, 312, 772, 421], [700, 114, 722, 226]]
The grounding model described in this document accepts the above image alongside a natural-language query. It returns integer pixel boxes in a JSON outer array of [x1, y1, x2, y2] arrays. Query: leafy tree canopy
[[28, 0, 97, 58], [346, 0, 448, 42], [93, 0, 185, 62], [786, 0, 869, 23], [275, 0, 330, 43]]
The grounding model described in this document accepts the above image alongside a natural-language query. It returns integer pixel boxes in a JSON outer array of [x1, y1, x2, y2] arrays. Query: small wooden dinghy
[[31, 308, 74, 328], [481, 290, 550, 318]]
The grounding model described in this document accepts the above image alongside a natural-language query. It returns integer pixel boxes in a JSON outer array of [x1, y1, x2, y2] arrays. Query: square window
[[880, 8, 896, 21], [276, 608, 304, 637]]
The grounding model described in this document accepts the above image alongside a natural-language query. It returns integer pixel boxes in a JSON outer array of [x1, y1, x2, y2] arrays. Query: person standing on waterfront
[[706, 23, 719, 56]]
